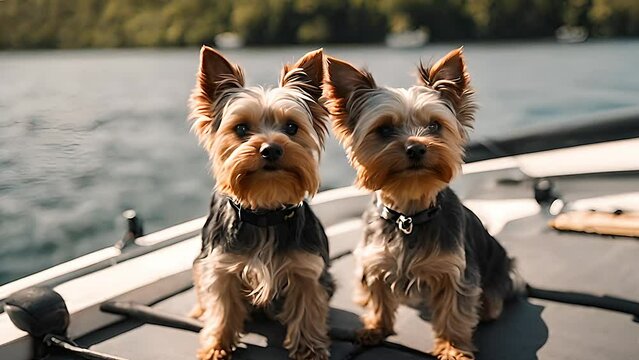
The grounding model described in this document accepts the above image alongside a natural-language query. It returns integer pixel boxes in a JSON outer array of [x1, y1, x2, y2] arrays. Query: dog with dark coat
[[188, 46, 333, 360], [323, 48, 523, 360]]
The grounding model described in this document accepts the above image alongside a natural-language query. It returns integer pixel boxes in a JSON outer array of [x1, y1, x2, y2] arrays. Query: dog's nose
[[406, 143, 426, 161], [260, 143, 283, 161]]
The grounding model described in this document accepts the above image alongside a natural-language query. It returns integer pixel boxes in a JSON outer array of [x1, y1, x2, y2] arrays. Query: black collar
[[378, 202, 441, 235], [228, 199, 301, 227]]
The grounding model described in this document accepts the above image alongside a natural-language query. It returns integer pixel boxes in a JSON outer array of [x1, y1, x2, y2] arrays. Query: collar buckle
[[396, 215, 413, 235]]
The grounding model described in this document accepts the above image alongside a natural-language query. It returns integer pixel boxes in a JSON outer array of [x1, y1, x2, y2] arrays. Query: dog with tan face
[[324, 48, 523, 360], [189, 47, 333, 360]]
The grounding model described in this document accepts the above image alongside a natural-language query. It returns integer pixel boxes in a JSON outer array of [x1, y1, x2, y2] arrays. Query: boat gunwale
[[466, 107, 639, 162], [0, 187, 370, 305]]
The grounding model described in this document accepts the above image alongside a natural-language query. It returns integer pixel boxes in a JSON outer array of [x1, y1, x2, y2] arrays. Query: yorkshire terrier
[[189, 46, 334, 360], [324, 48, 523, 360]]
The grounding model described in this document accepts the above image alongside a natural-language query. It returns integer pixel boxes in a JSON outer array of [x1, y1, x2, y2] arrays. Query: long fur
[[195, 193, 334, 360], [324, 48, 523, 360], [189, 47, 329, 210], [189, 47, 333, 360]]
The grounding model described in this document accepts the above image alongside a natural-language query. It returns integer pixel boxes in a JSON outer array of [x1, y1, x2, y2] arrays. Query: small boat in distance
[[555, 25, 588, 43], [214, 32, 245, 49], [385, 28, 429, 48]]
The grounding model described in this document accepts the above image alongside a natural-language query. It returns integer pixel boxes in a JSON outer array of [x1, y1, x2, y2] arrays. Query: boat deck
[[51, 170, 639, 360]]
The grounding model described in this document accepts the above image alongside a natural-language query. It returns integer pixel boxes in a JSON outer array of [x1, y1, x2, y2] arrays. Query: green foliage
[[589, 0, 639, 36], [0, 0, 637, 49]]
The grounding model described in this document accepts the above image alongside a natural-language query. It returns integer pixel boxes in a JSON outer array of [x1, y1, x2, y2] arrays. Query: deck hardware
[[534, 179, 564, 214], [4, 286, 128, 360], [115, 209, 144, 250], [534, 179, 556, 204], [527, 285, 639, 320]]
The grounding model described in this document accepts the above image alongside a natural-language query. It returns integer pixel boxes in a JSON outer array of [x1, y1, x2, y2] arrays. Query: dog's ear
[[280, 48, 324, 100], [324, 56, 376, 140], [199, 46, 245, 95], [189, 46, 245, 138], [417, 47, 475, 129], [280, 49, 330, 147]]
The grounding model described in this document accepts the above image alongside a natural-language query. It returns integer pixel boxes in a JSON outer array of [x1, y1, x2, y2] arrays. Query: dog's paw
[[189, 304, 205, 319], [437, 353, 475, 360], [198, 346, 232, 360], [436, 353, 474, 360], [356, 327, 387, 346], [433, 340, 474, 360], [289, 344, 329, 360]]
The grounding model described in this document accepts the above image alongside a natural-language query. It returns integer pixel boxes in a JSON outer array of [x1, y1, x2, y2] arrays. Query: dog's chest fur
[[230, 230, 293, 305], [197, 190, 333, 306], [356, 187, 518, 307], [356, 232, 466, 305], [356, 189, 473, 304]]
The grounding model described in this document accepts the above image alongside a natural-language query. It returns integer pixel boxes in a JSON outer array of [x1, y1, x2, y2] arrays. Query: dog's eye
[[427, 121, 441, 133], [235, 124, 249, 137], [377, 125, 395, 138], [284, 122, 298, 136]]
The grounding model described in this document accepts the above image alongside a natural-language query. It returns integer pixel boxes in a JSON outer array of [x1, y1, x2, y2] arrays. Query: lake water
[[1, 41, 639, 285]]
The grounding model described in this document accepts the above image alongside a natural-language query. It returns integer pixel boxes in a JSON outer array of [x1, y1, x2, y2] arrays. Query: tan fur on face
[[346, 88, 465, 211], [324, 48, 475, 212], [213, 128, 321, 209], [189, 47, 329, 209]]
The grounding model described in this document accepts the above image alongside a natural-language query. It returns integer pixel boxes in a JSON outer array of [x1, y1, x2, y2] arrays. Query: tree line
[[1, 0, 638, 49]]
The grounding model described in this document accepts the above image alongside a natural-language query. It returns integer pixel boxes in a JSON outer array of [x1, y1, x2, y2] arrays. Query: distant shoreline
[[1, 37, 638, 53], [2, 1, 638, 50]]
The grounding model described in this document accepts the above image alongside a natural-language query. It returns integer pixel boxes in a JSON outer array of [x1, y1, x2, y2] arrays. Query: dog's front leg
[[198, 255, 247, 360], [355, 273, 398, 345], [190, 257, 207, 319], [278, 252, 330, 360], [428, 273, 481, 360]]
